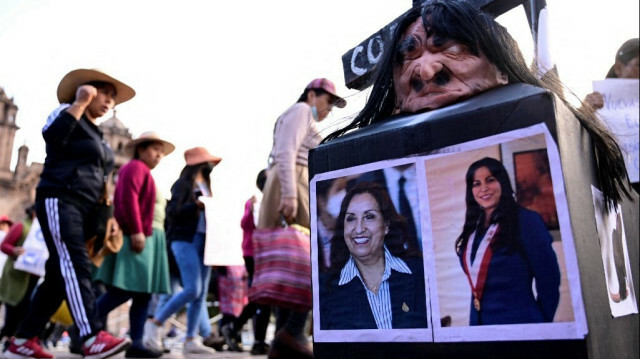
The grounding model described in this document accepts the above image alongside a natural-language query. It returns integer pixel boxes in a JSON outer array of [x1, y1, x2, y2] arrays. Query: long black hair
[[177, 162, 213, 194], [455, 157, 520, 257], [328, 181, 416, 274], [323, 0, 630, 210]]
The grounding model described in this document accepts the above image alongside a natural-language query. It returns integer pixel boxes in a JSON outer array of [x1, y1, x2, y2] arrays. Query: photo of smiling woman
[[456, 157, 561, 326], [319, 181, 427, 330]]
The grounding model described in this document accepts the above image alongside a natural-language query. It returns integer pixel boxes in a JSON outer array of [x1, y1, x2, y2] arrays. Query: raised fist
[[74, 84, 98, 106]]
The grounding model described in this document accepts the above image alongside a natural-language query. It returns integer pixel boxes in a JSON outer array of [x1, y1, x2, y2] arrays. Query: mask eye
[[396, 35, 421, 63]]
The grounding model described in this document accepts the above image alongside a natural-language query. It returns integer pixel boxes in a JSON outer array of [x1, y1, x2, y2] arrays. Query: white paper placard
[[593, 79, 639, 182]]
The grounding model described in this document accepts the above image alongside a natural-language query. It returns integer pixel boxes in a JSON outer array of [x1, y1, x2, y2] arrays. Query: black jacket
[[165, 177, 202, 242], [36, 111, 114, 206]]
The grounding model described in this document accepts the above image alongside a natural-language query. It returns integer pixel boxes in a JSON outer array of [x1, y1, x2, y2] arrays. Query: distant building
[[0, 85, 132, 223]]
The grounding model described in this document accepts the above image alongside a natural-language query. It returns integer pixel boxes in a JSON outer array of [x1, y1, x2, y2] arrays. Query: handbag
[[86, 183, 123, 267], [249, 221, 312, 312]]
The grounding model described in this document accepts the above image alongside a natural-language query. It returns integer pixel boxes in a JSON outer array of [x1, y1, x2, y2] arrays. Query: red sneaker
[[82, 331, 131, 359], [5, 337, 54, 359]]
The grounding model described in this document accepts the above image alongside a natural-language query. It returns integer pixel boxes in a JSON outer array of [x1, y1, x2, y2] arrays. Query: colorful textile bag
[[249, 223, 311, 312]]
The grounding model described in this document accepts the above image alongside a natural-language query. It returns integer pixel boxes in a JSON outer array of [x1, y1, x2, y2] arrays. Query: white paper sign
[[13, 218, 49, 277], [591, 186, 638, 317], [200, 196, 244, 266], [593, 79, 640, 182]]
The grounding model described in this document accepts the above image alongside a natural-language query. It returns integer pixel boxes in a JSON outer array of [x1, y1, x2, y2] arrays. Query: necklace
[[365, 278, 381, 292], [363, 269, 385, 293]]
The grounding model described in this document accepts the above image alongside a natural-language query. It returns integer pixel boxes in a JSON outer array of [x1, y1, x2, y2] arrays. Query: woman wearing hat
[[7, 69, 134, 359], [93, 132, 175, 358], [144, 147, 221, 355]]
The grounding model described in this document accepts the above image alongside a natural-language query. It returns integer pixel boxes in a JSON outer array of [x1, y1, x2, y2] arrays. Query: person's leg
[[96, 286, 133, 321], [254, 304, 271, 343], [153, 273, 180, 319], [180, 233, 215, 354], [184, 233, 210, 339], [17, 198, 105, 340], [283, 310, 308, 338], [128, 292, 151, 343], [0, 304, 18, 339], [274, 307, 289, 333], [1, 274, 39, 339], [242, 256, 271, 344], [145, 239, 203, 352], [270, 309, 312, 358], [153, 240, 201, 324], [11, 199, 130, 358], [198, 300, 212, 338]]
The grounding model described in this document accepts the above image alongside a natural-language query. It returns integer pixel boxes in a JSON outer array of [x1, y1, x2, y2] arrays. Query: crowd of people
[[0, 1, 637, 359], [0, 65, 345, 359]]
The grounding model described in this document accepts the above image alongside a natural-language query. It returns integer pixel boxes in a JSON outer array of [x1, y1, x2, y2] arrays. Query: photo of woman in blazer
[[455, 157, 561, 326], [320, 181, 427, 330]]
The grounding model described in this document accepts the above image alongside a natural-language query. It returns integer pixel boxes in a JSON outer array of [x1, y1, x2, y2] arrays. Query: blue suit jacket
[[461, 207, 561, 325], [319, 257, 428, 329]]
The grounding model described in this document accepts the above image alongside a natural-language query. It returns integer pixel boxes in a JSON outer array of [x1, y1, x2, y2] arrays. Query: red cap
[[0, 215, 12, 226]]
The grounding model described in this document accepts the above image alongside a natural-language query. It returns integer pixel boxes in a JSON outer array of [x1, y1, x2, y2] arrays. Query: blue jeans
[[154, 233, 211, 338], [152, 273, 211, 337]]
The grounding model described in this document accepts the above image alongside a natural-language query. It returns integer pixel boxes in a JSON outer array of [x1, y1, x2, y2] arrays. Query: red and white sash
[[462, 223, 499, 311]]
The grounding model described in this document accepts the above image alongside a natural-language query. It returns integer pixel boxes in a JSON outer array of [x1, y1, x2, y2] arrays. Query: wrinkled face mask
[[392, 17, 508, 113], [310, 105, 319, 121]]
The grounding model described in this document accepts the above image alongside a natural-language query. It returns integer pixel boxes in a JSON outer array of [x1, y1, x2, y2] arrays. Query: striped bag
[[249, 224, 311, 312]]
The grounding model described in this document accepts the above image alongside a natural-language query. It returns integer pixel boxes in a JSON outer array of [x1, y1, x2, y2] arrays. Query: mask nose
[[413, 53, 443, 84]]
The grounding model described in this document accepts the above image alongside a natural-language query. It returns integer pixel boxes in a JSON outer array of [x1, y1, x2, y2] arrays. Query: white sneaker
[[183, 338, 216, 355], [142, 320, 163, 352]]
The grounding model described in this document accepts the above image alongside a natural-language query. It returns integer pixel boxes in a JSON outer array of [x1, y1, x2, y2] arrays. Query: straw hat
[[57, 68, 136, 105], [124, 131, 175, 158], [184, 147, 222, 166]]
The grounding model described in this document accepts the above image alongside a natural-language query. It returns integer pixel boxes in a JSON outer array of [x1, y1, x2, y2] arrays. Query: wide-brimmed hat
[[57, 68, 136, 105], [306, 78, 347, 108], [124, 131, 175, 158], [184, 147, 222, 166]]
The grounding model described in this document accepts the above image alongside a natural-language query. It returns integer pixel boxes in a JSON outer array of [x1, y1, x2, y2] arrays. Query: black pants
[[17, 197, 103, 342], [0, 275, 39, 338], [231, 256, 271, 342]]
